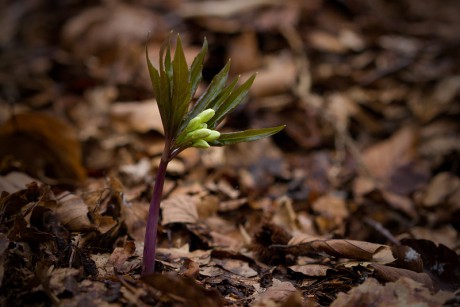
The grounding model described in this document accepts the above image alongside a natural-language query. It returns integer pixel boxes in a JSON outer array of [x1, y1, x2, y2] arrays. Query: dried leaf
[[285, 235, 395, 264], [0, 112, 86, 184], [289, 264, 331, 277], [369, 263, 434, 290], [141, 272, 223, 307], [254, 279, 297, 304], [161, 195, 199, 225], [331, 277, 454, 307], [47, 191, 93, 231], [111, 100, 164, 134], [422, 172, 460, 207], [214, 258, 258, 277]]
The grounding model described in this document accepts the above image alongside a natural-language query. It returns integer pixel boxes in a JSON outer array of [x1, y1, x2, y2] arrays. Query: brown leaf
[[0, 112, 86, 184], [214, 258, 258, 278], [369, 263, 434, 290], [109, 241, 136, 271], [156, 246, 211, 267], [121, 201, 148, 242], [289, 264, 331, 277], [422, 172, 460, 208], [331, 277, 454, 307], [0, 172, 39, 194], [110, 100, 164, 135], [311, 194, 349, 234], [361, 125, 417, 181], [141, 272, 223, 307], [401, 239, 460, 291], [254, 279, 297, 304], [48, 191, 94, 231], [286, 235, 395, 263], [161, 195, 199, 225]]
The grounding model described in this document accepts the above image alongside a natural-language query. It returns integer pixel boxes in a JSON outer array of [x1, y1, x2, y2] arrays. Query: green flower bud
[[196, 109, 215, 123], [185, 128, 212, 142], [184, 117, 202, 133], [192, 139, 210, 148], [204, 130, 220, 142]]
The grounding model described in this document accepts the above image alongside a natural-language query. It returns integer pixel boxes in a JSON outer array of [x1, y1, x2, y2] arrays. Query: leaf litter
[[1, 0, 460, 306]]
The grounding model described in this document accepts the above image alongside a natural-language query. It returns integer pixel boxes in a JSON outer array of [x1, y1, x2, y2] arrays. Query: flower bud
[[204, 130, 220, 142], [184, 117, 202, 133], [186, 128, 212, 142], [192, 139, 210, 148], [196, 109, 215, 123]]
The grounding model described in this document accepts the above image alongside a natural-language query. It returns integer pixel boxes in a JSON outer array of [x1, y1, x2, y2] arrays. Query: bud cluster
[[175, 109, 220, 148]]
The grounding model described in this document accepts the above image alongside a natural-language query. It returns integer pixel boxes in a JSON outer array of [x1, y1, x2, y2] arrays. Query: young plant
[[143, 34, 285, 275]]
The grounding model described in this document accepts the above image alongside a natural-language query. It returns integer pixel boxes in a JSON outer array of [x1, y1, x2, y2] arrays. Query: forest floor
[[0, 0, 459, 306]]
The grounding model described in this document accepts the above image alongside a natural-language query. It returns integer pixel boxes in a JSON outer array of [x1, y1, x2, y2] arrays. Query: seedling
[[143, 34, 285, 275]]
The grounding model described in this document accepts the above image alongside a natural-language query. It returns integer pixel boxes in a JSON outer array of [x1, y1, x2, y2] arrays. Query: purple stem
[[142, 143, 170, 275]]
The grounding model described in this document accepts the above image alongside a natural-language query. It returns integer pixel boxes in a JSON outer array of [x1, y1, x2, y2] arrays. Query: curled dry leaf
[[285, 234, 395, 264], [109, 241, 136, 272]]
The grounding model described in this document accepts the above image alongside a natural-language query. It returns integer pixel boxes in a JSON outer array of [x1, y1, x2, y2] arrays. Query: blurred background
[[1, 0, 460, 305]]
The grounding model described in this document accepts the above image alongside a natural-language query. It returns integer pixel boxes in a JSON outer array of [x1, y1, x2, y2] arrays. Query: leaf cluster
[[146, 34, 284, 153]]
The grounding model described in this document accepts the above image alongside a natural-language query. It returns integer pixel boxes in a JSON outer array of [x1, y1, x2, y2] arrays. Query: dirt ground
[[0, 0, 459, 306]]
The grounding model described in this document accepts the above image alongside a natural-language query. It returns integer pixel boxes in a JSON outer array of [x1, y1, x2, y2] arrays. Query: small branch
[[142, 142, 170, 275]]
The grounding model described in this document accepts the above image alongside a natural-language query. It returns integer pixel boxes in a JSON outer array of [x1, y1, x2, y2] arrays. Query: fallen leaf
[[284, 235, 395, 264], [331, 277, 454, 307], [289, 264, 331, 277], [422, 172, 460, 207], [369, 263, 434, 290], [141, 272, 223, 307], [0, 112, 86, 184], [46, 191, 94, 231], [0, 172, 39, 194], [254, 279, 297, 304], [214, 258, 258, 278], [111, 100, 164, 135], [161, 194, 199, 225], [109, 241, 136, 271]]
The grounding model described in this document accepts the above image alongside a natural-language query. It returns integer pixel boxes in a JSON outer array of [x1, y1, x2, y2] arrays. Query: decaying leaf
[[161, 194, 199, 225], [0, 112, 86, 184], [46, 191, 94, 231], [282, 234, 395, 264], [141, 272, 223, 307], [331, 277, 454, 307]]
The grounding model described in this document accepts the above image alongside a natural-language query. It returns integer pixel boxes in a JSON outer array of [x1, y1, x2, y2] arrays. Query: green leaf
[[170, 35, 192, 137], [188, 60, 231, 121], [190, 39, 208, 99], [209, 125, 286, 146], [207, 73, 256, 128], [146, 49, 163, 116]]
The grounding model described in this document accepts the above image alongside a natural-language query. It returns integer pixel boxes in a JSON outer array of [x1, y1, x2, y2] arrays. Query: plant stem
[[142, 142, 170, 275]]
